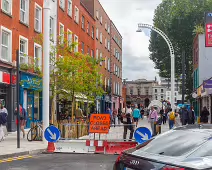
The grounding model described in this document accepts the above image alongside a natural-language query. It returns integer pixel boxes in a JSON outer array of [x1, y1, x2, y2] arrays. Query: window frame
[[81, 15, 85, 30], [67, 29, 72, 50], [0, 26, 12, 63], [19, 35, 29, 64], [81, 42, 84, 54], [20, 0, 29, 24], [74, 34, 78, 52], [1, 0, 12, 15], [100, 52, 102, 66], [59, 0, 65, 10], [67, 0, 72, 17], [96, 28, 99, 40], [49, 16, 54, 41], [59, 22, 64, 45], [34, 3, 42, 33], [34, 43, 42, 69], [91, 26, 94, 39], [74, 6, 79, 24], [100, 32, 102, 43]]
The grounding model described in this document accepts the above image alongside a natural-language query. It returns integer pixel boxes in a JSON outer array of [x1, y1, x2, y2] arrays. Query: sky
[[99, 0, 162, 81]]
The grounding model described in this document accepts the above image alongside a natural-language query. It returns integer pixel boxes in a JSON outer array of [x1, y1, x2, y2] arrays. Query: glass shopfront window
[[34, 92, 39, 120]]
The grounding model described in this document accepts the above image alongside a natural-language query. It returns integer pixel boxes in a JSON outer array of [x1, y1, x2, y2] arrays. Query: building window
[[81, 15, 85, 30], [161, 89, 163, 93], [96, 28, 99, 39], [59, 0, 65, 10], [175, 92, 177, 96], [155, 89, 157, 93], [35, 4, 42, 32], [74, 35, 78, 52], [100, 16, 102, 24], [108, 25, 110, 34], [96, 49, 98, 60], [96, 10, 99, 19], [105, 38, 107, 48], [20, 0, 29, 24], [91, 26, 94, 38], [107, 58, 110, 71], [81, 42, 84, 54], [155, 95, 158, 100], [105, 22, 107, 30], [67, 29, 72, 49], [87, 21, 90, 34], [50, 17, 54, 40], [2, 0, 12, 15], [87, 46, 90, 55], [19, 36, 28, 64], [74, 6, 79, 24], [100, 32, 102, 43], [67, 0, 72, 17], [34, 43, 42, 69], [105, 56, 107, 69], [59, 23, 64, 44], [0, 26, 12, 62], [107, 40, 110, 51], [100, 52, 102, 66], [161, 95, 163, 99], [91, 49, 94, 58], [175, 97, 177, 102], [130, 89, 133, 95]]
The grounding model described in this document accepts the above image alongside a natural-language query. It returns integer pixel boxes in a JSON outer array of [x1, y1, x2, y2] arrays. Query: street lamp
[[136, 23, 175, 110], [43, 0, 51, 144]]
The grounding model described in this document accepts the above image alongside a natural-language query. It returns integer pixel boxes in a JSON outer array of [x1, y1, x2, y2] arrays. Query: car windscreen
[[189, 139, 212, 157], [132, 130, 210, 157]]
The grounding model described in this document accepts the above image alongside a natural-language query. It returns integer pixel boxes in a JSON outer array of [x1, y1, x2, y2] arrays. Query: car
[[114, 124, 212, 170]]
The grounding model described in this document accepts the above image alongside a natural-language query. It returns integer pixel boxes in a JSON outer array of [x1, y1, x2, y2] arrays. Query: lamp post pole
[[43, 1, 51, 144], [137, 23, 175, 110]]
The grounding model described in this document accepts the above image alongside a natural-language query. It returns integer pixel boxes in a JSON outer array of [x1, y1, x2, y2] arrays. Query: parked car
[[114, 124, 212, 170]]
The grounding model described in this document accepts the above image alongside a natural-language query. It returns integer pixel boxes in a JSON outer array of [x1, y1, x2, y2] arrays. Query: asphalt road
[[0, 154, 117, 170]]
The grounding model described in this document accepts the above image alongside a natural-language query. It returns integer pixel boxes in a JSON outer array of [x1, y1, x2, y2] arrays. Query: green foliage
[[149, 0, 212, 99]]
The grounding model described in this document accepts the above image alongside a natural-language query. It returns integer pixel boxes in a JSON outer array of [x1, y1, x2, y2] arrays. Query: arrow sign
[[44, 125, 60, 143], [134, 127, 152, 144]]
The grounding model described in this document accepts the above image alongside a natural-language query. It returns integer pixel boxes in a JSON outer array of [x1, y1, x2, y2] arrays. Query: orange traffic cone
[[47, 142, 55, 153]]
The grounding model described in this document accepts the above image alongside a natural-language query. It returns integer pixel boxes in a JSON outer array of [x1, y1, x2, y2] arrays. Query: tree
[[21, 31, 104, 123], [149, 0, 212, 99]]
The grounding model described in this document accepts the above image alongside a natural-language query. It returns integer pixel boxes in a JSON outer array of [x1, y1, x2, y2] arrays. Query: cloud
[[99, 0, 162, 80]]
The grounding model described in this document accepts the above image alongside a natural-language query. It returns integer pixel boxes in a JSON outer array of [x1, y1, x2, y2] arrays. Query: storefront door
[[27, 91, 34, 128]]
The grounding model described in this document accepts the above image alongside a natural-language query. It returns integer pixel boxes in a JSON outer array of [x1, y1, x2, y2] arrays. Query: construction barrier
[[47, 123, 139, 155]]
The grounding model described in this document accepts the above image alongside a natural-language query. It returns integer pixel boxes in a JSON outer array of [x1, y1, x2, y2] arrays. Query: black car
[[114, 124, 212, 170]]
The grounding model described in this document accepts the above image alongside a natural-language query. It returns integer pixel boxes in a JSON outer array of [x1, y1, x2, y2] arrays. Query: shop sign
[[21, 74, 42, 90], [89, 114, 110, 134], [203, 80, 212, 88], [205, 12, 212, 47]]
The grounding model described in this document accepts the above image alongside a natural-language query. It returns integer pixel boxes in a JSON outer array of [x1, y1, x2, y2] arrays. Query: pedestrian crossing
[[0, 155, 33, 164]]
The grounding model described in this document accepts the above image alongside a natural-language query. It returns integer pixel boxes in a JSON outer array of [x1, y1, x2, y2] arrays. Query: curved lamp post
[[136, 23, 175, 110]]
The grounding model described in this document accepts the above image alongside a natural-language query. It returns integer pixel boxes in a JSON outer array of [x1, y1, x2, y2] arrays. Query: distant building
[[125, 79, 157, 108]]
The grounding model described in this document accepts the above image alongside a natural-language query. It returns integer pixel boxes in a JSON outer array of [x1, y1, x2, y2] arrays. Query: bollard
[[77, 121, 79, 139]]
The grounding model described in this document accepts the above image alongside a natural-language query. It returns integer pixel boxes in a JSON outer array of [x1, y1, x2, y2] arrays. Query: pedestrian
[[188, 106, 195, 124], [200, 106, 210, 123], [123, 105, 134, 141], [132, 105, 140, 127], [180, 105, 189, 125], [148, 106, 158, 136], [15, 104, 27, 138], [140, 108, 144, 120], [168, 108, 175, 129], [117, 108, 122, 125], [113, 109, 118, 127], [0, 108, 7, 141], [0, 103, 8, 137]]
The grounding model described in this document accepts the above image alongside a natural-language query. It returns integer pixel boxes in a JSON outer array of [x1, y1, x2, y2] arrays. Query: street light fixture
[[136, 23, 175, 110]]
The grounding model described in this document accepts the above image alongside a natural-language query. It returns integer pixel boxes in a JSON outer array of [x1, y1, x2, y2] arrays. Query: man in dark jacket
[[188, 106, 195, 124], [180, 106, 189, 125]]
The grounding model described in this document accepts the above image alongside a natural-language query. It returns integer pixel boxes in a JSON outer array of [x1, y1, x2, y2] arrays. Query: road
[[0, 154, 117, 170]]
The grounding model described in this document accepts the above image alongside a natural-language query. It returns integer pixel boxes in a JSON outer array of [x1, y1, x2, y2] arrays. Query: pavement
[[0, 154, 117, 170]]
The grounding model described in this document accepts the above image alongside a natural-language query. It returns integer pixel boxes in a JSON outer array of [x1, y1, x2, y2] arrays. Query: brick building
[[82, 0, 123, 112]]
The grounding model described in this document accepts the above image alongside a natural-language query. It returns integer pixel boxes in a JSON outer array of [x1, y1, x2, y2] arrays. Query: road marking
[[0, 155, 33, 164]]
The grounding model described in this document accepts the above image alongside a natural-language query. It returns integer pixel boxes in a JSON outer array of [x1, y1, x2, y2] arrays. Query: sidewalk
[[0, 130, 46, 159], [80, 117, 170, 140]]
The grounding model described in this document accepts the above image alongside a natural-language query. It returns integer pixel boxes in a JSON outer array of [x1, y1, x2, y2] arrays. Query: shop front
[[20, 72, 42, 128], [0, 68, 16, 132]]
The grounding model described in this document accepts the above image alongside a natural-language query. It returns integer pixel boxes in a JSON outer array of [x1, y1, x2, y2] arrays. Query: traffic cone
[[47, 142, 55, 153]]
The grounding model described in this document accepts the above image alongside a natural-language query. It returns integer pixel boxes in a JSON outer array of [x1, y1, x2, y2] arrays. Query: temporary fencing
[[49, 123, 138, 155]]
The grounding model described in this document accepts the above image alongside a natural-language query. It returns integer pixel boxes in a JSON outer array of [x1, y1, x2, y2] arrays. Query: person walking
[[188, 106, 195, 124], [0, 108, 7, 141], [123, 105, 134, 141], [168, 108, 175, 129], [117, 108, 122, 125], [0, 103, 8, 137], [180, 106, 189, 125], [15, 104, 27, 138], [113, 109, 118, 127], [200, 106, 210, 123], [148, 106, 158, 136], [132, 105, 140, 127]]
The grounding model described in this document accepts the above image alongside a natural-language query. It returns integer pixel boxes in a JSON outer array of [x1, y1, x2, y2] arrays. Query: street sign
[[44, 125, 61, 143], [134, 127, 152, 144]]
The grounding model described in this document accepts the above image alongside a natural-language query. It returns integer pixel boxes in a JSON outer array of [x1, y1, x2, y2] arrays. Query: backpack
[[169, 112, 175, 121], [0, 112, 7, 125]]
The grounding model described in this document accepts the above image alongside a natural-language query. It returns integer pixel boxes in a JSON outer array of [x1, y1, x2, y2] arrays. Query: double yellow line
[[0, 155, 33, 163]]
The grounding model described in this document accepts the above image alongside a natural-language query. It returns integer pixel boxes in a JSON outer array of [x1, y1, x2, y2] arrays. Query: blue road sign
[[44, 125, 61, 143], [134, 127, 152, 144]]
